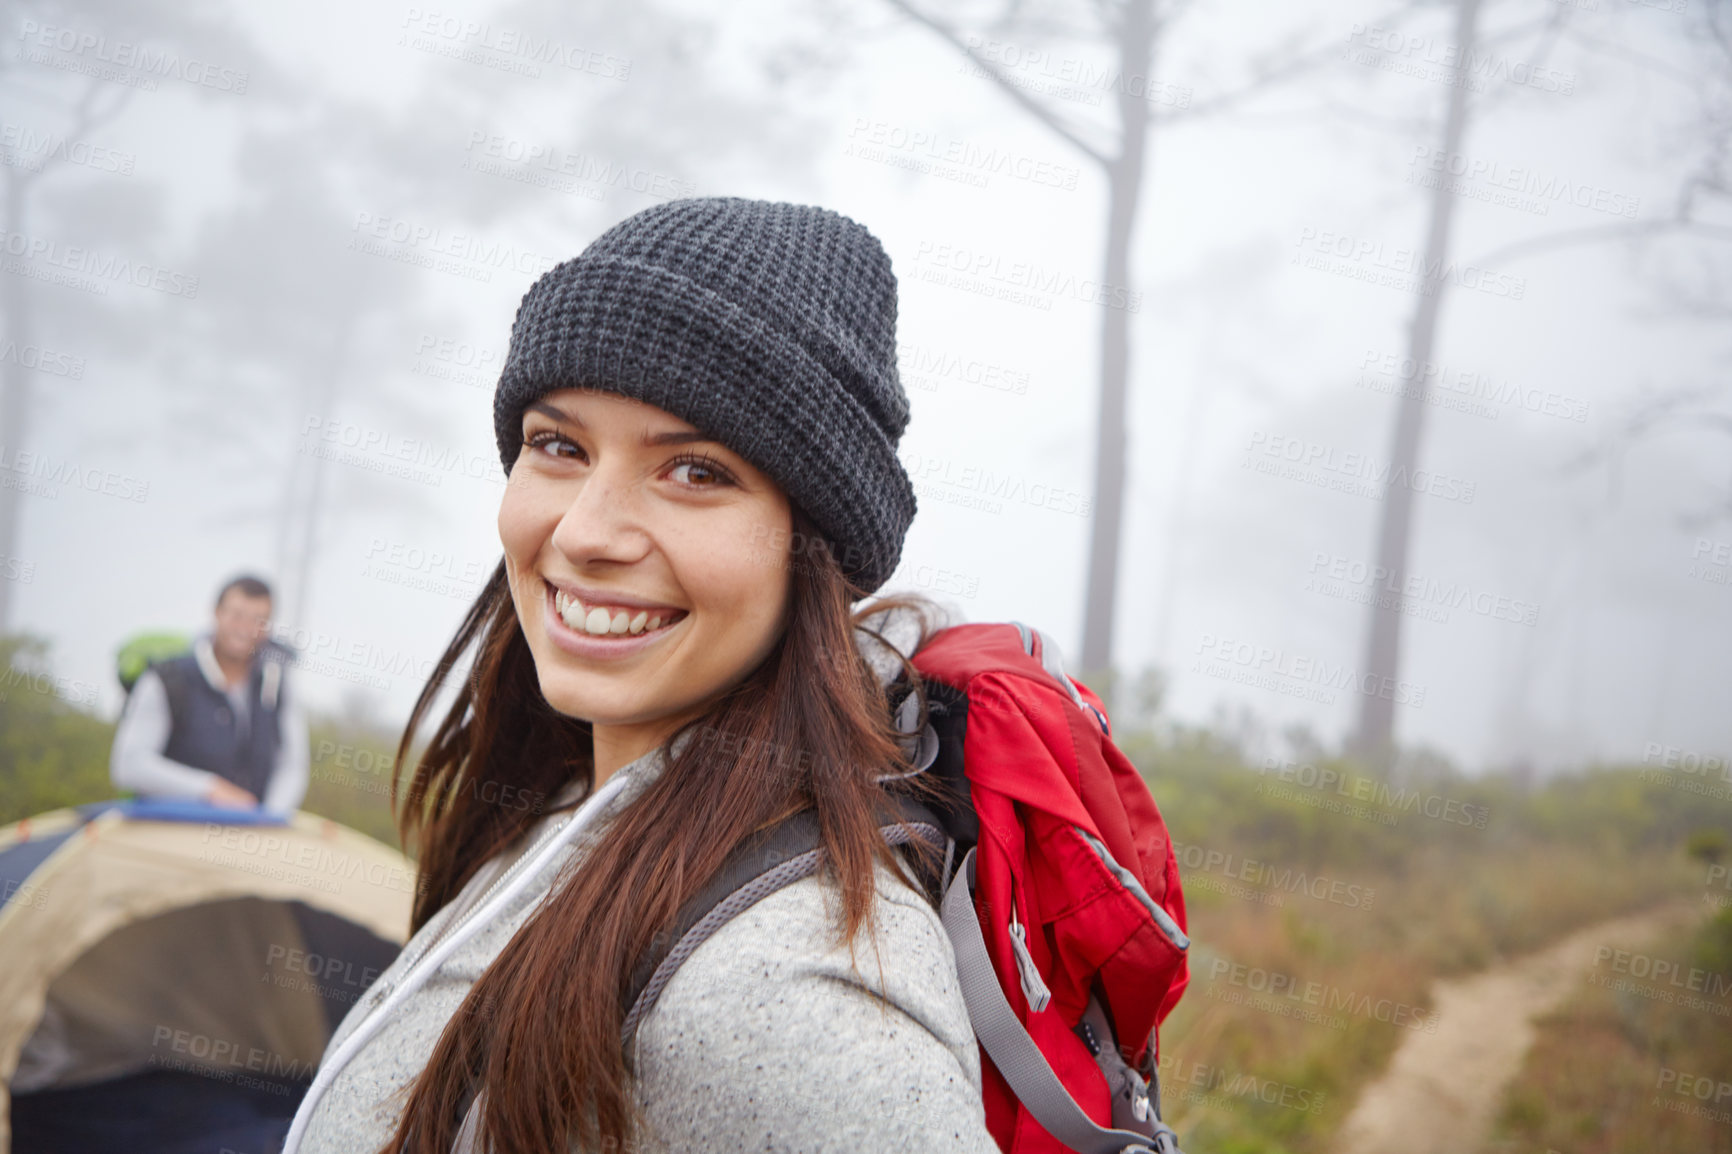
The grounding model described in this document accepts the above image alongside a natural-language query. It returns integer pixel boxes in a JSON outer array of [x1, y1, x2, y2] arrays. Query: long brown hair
[[383, 505, 954, 1153]]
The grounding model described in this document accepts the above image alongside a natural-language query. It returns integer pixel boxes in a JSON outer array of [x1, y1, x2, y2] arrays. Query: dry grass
[[1129, 732, 1726, 1154], [1484, 912, 1732, 1154], [3, 639, 1726, 1154]]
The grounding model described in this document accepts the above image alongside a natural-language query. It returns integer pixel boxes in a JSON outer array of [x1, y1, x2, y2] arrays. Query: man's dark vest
[[154, 644, 287, 801]]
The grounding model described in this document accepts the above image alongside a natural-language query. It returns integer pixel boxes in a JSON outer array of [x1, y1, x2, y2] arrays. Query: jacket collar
[[192, 636, 233, 693], [192, 636, 285, 709]]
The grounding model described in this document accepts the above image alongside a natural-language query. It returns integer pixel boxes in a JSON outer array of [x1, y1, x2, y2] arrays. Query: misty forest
[[3, 0, 1732, 1151]]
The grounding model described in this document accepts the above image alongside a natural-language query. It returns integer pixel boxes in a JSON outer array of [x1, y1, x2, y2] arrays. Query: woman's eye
[[669, 458, 732, 487], [524, 431, 582, 459]]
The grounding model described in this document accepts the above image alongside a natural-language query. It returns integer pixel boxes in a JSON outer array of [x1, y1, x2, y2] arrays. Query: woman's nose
[[548, 462, 651, 565]]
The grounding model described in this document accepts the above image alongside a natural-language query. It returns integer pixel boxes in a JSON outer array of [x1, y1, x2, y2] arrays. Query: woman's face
[[498, 388, 793, 767]]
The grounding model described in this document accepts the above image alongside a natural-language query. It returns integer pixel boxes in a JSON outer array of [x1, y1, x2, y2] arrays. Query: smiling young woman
[[499, 388, 797, 787], [282, 198, 999, 1154]]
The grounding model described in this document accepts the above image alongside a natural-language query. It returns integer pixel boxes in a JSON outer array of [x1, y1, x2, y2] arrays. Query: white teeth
[[558, 594, 585, 631], [552, 587, 679, 637]]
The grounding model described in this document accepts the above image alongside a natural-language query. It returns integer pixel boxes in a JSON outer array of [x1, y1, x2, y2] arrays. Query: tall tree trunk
[[1149, 331, 1213, 668], [1079, 0, 1155, 692], [0, 168, 37, 633], [284, 315, 355, 635], [273, 410, 310, 603], [1351, 0, 1484, 765]]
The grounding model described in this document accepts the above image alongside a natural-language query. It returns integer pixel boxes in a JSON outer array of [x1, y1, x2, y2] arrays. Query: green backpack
[[115, 631, 193, 696]]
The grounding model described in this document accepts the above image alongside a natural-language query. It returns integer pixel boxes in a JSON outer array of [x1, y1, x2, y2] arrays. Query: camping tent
[[0, 800, 413, 1153]]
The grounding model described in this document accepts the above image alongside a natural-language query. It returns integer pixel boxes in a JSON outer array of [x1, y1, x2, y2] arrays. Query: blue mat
[[88, 798, 290, 826]]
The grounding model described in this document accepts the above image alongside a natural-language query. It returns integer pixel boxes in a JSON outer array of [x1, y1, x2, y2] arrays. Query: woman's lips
[[541, 582, 685, 659], [551, 585, 686, 636]]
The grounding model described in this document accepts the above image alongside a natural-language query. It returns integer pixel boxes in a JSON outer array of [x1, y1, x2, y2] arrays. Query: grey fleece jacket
[[290, 605, 1000, 1153]]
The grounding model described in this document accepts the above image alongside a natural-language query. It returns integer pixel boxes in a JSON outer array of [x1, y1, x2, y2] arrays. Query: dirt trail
[[1335, 903, 1699, 1154]]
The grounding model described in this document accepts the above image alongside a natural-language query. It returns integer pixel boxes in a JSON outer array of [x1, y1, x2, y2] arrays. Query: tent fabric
[[0, 802, 414, 1154], [0, 833, 71, 918], [12, 896, 338, 1094], [0, 802, 287, 919], [11, 1067, 303, 1153]]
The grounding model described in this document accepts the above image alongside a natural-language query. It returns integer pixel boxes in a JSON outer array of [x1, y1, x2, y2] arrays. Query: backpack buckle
[[1116, 1121, 1185, 1154], [1006, 909, 1052, 1012]]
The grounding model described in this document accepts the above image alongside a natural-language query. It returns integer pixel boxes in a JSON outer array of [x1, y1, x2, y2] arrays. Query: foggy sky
[[9, 0, 1730, 775]]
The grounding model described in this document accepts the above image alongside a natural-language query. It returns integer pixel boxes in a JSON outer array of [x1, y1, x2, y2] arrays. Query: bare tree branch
[[1562, 382, 1732, 525], [1, 75, 134, 200], [1473, 11, 1564, 52], [1705, 0, 1732, 59], [1565, 27, 1702, 88], [68, 75, 135, 138], [1156, 0, 1439, 124], [1468, 216, 1732, 269], [1466, 6, 1569, 118], [882, 0, 1112, 166], [1563, 385, 1729, 473]]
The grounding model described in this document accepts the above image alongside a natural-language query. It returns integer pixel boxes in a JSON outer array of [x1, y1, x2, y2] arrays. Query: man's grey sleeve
[[110, 669, 220, 801], [261, 680, 310, 815]]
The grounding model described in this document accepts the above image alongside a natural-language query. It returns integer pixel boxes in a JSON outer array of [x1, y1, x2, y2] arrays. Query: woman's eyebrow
[[641, 429, 718, 447], [525, 401, 721, 449], [527, 400, 578, 425]]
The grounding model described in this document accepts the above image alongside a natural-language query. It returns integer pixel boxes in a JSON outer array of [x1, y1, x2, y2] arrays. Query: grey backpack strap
[[620, 793, 948, 1054], [940, 847, 1182, 1154]]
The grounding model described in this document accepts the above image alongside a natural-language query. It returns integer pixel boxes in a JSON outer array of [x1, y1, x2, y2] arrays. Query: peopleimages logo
[[897, 342, 1030, 396], [1292, 226, 1525, 301], [150, 1028, 313, 1089], [398, 8, 631, 81], [1243, 429, 1477, 504], [1191, 631, 1428, 709], [845, 119, 1081, 191], [1157, 1054, 1327, 1115], [1589, 946, 1732, 1019], [347, 211, 559, 282], [0, 120, 136, 176], [199, 825, 418, 896], [1408, 145, 1640, 219], [1691, 537, 1732, 589], [1356, 349, 1589, 424], [1170, 840, 1375, 910], [461, 131, 694, 200], [0, 339, 85, 380], [1258, 756, 1489, 828], [1343, 23, 1576, 96], [1205, 955, 1438, 1033], [299, 415, 506, 490], [1305, 550, 1540, 628], [1654, 1066, 1732, 1126], [0, 443, 150, 504], [897, 448, 1092, 517], [910, 239, 1142, 312], [0, 229, 199, 298], [959, 33, 1193, 109], [16, 19, 250, 94], [0, 664, 99, 708]]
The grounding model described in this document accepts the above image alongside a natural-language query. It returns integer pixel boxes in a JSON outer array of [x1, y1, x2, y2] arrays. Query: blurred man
[[111, 574, 308, 815]]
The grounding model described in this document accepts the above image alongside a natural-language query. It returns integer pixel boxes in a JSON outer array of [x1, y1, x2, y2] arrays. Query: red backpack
[[622, 621, 1191, 1153]]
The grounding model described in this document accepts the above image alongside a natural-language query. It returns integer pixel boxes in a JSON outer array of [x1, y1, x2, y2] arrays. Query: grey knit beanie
[[492, 196, 917, 595]]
